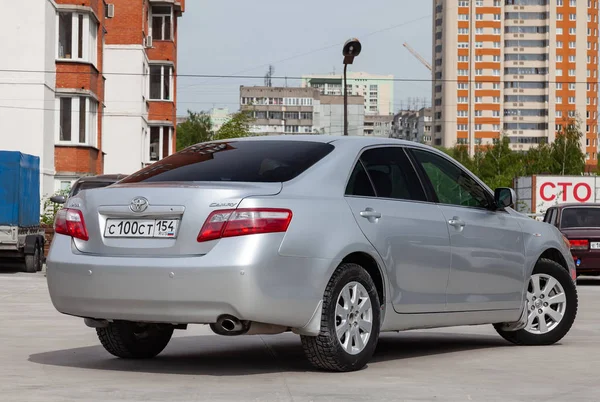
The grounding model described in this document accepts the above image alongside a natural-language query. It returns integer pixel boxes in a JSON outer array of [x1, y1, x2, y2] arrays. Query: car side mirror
[[494, 187, 516, 209], [50, 195, 66, 204]]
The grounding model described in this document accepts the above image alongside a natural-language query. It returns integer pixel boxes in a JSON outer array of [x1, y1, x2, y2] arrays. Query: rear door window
[[120, 141, 334, 183], [345, 147, 427, 202]]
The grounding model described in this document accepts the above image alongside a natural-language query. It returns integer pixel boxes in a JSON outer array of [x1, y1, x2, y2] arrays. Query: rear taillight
[[197, 208, 292, 243], [54, 208, 89, 241], [570, 239, 589, 251]]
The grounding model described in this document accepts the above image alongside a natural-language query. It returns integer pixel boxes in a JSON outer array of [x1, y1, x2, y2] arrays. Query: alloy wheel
[[335, 281, 373, 355], [525, 273, 567, 335]]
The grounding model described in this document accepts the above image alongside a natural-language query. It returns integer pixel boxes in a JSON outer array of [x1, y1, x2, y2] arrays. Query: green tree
[[214, 110, 254, 140], [478, 136, 522, 189], [176, 110, 213, 151], [550, 118, 585, 175]]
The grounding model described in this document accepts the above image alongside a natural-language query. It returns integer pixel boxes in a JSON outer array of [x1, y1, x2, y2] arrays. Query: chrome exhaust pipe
[[221, 317, 244, 332], [210, 315, 248, 336]]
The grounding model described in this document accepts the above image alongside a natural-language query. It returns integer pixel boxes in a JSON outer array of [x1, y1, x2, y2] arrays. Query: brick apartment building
[[0, 0, 184, 199], [103, 0, 185, 174]]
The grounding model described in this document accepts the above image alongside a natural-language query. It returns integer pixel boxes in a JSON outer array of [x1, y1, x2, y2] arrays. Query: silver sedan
[[46, 135, 578, 372]]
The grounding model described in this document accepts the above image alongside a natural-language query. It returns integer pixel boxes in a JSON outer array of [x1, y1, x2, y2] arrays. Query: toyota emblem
[[130, 197, 149, 213]]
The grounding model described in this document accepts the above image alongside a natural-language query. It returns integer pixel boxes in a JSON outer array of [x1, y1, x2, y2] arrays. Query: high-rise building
[[433, 0, 598, 168], [302, 72, 394, 116]]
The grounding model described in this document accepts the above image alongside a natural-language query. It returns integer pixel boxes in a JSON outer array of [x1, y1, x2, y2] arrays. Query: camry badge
[[130, 197, 149, 213]]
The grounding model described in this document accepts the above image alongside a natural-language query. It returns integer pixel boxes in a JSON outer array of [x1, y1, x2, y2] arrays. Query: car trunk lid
[[70, 182, 282, 257]]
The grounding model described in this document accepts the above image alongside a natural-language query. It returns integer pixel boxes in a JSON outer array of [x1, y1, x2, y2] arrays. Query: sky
[[176, 0, 432, 116]]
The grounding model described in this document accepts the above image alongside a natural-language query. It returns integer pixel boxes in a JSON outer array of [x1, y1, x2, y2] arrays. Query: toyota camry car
[[46, 136, 578, 372]]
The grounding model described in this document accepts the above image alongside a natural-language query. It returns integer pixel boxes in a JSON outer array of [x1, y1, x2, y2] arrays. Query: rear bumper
[[46, 234, 333, 330], [572, 251, 600, 274]]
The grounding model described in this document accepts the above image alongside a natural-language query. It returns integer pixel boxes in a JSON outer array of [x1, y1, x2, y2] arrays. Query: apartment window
[[569, 96, 576, 104], [493, 96, 500, 103], [458, 55, 469, 62], [557, 28, 563, 35], [458, 110, 468, 117], [494, 14, 501, 20], [458, 14, 469, 20], [557, 41, 563, 48], [149, 126, 172, 162], [475, 42, 483, 48], [570, 28, 576, 35], [557, 55, 563, 62], [458, 42, 469, 48], [556, 69, 563, 76], [149, 65, 173, 100], [493, 55, 500, 62], [493, 28, 501, 34], [475, 124, 483, 131], [558, 13, 563, 20], [569, 83, 576, 90], [476, 69, 483, 75], [556, 110, 563, 118], [458, 0, 469, 6], [476, 55, 483, 62], [558, 0, 563, 5], [571, 0, 576, 4], [493, 69, 500, 76], [570, 13, 576, 20], [476, 27, 484, 34], [493, 110, 500, 117], [57, 96, 98, 147], [476, 96, 483, 103], [493, 124, 500, 131], [557, 96, 563, 103], [476, 14, 483, 20], [493, 83, 500, 89], [569, 55, 576, 62], [458, 124, 468, 131], [476, 82, 483, 89], [569, 41, 576, 48], [493, 42, 501, 48], [569, 69, 576, 76], [458, 28, 469, 34], [475, 110, 483, 117], [458, 83, 469, 89], [458, 97, 468, 103], [458, 69, 469, 76], [151, 6, 173, 40], [57, 12, 98, 64]]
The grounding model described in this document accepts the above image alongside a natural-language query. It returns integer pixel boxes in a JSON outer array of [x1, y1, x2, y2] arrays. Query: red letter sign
[[540, 182, 556, 201]]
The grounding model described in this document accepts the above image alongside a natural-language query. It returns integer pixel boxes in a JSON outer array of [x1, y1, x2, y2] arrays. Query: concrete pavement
[[0, 269, 599, 402]]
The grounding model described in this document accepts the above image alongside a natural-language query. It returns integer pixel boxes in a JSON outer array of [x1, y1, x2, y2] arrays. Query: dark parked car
[[50, 174, 127, 205], [544, 203, 600, 276]]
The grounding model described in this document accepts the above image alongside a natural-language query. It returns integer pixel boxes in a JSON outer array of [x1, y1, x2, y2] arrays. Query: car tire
[[96, 321, 174, 359], [24, 244, 40, 273], [494, 258, 577, 346], [300, 263, 381, 372]]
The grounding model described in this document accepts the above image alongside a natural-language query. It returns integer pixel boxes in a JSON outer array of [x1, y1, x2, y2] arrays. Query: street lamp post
[[342, 38, 362, 136]]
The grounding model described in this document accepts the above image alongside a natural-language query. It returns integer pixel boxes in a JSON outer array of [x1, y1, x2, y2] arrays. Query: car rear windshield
[[120, 140, 335, 183], [560, 207, 600, 228]]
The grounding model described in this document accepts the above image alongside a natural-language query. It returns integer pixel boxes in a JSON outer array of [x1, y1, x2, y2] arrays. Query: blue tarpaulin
[[0, 151, 40, 227]]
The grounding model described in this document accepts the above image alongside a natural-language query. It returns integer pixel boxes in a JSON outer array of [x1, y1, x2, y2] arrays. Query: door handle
[[448, 217, 465, 228], [360, 209, 382, 220]]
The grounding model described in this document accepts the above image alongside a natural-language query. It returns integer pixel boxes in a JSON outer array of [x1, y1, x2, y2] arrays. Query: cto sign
[[537, 177, 596, 211]]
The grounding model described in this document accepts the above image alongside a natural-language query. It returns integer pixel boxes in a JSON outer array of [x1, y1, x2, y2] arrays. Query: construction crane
[[403, 42, 432, 71]]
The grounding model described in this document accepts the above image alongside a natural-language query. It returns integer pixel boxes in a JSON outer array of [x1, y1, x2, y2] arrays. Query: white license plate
[[591, 242, 600, 250], [104, 219, 179, 238]]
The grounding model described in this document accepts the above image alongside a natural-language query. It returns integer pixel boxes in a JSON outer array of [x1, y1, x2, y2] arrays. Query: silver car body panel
[[46, 135, 575, 336]]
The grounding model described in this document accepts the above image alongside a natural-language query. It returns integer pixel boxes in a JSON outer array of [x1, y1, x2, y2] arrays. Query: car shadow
[[0, 260, 26, 274], [28, 331, 508, 376]]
